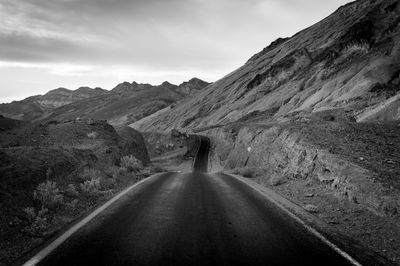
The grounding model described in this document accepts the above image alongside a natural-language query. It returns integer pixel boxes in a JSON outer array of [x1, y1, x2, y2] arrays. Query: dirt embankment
[[205, 118, 400, 264], [0, 117, 157, 265]]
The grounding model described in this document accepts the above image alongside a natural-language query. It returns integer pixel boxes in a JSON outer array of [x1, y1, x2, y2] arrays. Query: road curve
[[31, 136, 359, 266]]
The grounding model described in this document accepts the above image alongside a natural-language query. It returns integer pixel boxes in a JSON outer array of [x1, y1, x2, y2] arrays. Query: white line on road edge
[[227, 173, 363, 266], [22, 173, 164, 266]]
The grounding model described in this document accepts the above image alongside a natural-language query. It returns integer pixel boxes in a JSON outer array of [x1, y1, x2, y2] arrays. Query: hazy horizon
[[0, 0, 353, 103]]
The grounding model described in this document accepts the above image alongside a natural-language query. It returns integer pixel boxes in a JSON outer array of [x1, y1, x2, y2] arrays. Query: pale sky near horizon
[[0, 0, 353, 103]]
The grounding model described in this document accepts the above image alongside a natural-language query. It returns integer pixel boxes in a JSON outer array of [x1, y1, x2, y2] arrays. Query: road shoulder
[[223, 173, 395, 266]]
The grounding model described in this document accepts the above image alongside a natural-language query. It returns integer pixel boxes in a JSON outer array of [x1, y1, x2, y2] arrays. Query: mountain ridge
[[132, 0, 400, 132], [0, 78, 210, 124]]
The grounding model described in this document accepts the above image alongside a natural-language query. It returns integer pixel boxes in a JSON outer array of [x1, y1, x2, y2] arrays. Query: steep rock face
[[0, 87, 107, 120], [135, 0, 400, 132]]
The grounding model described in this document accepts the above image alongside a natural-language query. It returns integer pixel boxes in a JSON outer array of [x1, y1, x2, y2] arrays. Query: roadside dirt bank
[[204, 120, 400, 264]]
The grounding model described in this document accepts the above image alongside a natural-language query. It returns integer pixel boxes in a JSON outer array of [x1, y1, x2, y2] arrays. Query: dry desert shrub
[[80, 178, 101, 195], [100, 176, 116, 190], [65, 184, 79, 197], [105, 166, 127, 179], [22, 206, 49, 236], [120, 155, 143, 172], [33, 181, 64, 210], [79, 168, 102, 182]]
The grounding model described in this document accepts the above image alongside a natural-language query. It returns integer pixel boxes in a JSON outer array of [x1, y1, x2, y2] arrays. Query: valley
[[0, 0, 400, 265]]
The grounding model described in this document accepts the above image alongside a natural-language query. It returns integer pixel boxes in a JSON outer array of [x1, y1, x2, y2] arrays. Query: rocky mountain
[[175, 78, 211, 95], [36, 87, 107, 108], [37, 78, 209, 127], [110, 79, 209, 96], [134, 0, 400, 132], [0, 78, 209, 126], [0, 87, 107, 121]]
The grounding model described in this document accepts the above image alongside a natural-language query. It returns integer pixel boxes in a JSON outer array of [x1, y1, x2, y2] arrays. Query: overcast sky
[[0, 0, 353, 103]]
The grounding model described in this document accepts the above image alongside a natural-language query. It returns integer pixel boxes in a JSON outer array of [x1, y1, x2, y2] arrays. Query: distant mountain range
[[0, 78, 210, 127]]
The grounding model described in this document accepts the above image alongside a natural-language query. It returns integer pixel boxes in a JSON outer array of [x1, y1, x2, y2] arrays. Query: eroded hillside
[[135, 0, 400, 132], [0, 116, 159, 264]]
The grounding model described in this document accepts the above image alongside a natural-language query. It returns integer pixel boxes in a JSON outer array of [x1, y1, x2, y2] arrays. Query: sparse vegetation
[[80, 178, 102, 195], [65, 184, 79, 197], [22, 206, 49, 236], [0, 117, 152, 264], [80, 168, 102, 181], [120, 155, 143, 172], [33, 181, 64, 210]]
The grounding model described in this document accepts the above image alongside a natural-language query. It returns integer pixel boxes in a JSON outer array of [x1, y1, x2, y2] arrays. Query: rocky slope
[[0, 116, 152, 264], [0, 87, 107, 121], [135, 0, 400, 132]]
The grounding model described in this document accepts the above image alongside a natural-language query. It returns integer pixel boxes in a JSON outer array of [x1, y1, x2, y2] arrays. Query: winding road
[[26, 135, 363, 266]]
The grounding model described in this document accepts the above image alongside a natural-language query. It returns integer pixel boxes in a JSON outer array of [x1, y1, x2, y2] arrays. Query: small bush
[[66, 199, 78, 211], [100, 177, 116, 190], [65, 184, 79, 197], [80, 168, 102, 182], [22, 206, 49, 236], [33, 181, 64, 209], [105, 166, 122, 179], [80, 178, 101, 195], [118, 166, 128, 176], [120, 155, 143, 172]]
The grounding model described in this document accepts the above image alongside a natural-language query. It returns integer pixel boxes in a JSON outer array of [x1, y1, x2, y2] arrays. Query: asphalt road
[[35, 136, 356, 266]]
